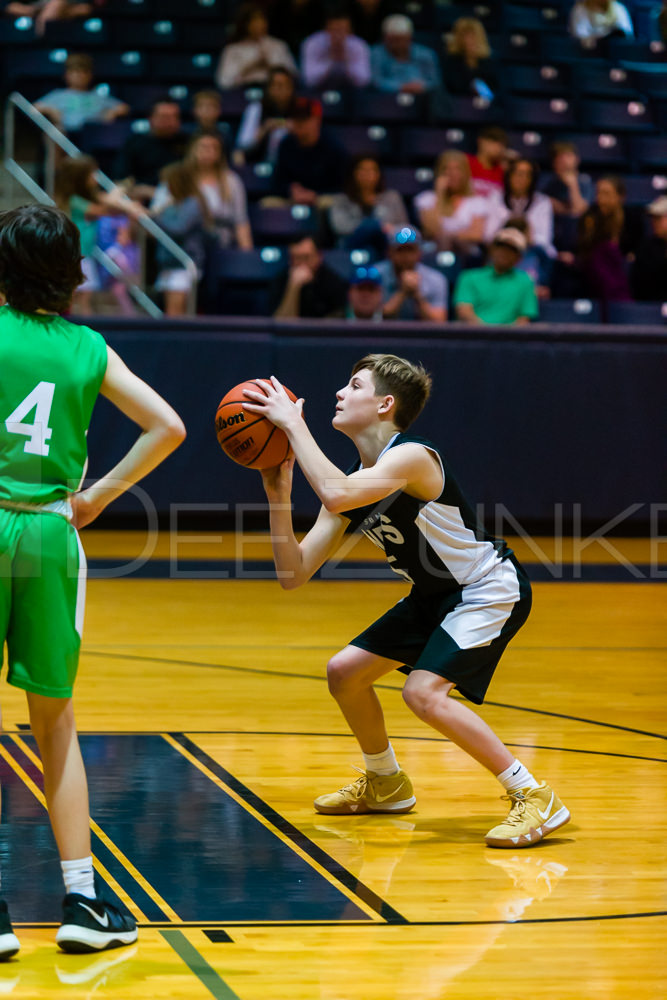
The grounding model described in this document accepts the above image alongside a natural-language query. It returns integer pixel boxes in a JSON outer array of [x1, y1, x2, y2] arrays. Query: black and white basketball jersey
[[341, 432, 513, 597]]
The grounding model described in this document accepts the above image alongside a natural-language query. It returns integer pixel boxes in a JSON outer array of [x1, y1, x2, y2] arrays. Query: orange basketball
[[215, 379, 298, 469]]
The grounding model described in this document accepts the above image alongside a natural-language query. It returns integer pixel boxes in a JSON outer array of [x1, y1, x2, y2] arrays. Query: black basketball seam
[[247, 422, 278, 467]]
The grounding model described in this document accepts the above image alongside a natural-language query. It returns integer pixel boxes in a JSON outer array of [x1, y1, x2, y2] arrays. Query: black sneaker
[[56, 894, 137, 953], [0, 901, 20, 960]]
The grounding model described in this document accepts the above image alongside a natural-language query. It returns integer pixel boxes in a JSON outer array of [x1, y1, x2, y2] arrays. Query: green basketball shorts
[[0, 507, 86, 698]]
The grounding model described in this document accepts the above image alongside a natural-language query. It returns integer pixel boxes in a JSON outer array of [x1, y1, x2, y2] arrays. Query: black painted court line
[[85, 650, 667, 742], [86, 557, 665, 583], [170, 733, 409, 926], [161, 929, 241, 1000]]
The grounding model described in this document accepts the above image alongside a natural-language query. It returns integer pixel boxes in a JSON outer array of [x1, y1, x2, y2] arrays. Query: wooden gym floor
[[0, 531, 664, 999]]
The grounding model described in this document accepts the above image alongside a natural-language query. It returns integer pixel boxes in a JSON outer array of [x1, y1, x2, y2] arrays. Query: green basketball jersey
[[0, 306, 107, 504]]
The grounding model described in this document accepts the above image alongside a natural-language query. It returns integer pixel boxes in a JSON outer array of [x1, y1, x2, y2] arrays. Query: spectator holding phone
[[442, 17, 497, 99]]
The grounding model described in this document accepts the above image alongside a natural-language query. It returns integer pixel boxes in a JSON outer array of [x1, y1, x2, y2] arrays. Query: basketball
[[215, 379, 298, 469]]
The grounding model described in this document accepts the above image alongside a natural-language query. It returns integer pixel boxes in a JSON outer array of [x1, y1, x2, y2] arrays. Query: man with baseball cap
[[376, 226, 447, 321], [454, 227, 539, 325], [631, 195, 667, 302], [371, 14, 443, 95], [346, 265, 384, 321], [272, 96, 347, 206]]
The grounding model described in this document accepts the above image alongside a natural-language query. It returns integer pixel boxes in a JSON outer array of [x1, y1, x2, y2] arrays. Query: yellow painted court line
[[9, 734, 180, 925], [163, 733, 384, 924]]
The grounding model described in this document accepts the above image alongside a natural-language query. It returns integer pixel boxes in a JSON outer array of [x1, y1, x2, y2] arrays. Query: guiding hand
[[242, 376, 304, 432]]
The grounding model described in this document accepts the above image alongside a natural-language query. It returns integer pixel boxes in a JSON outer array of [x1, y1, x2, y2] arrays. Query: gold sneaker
[[485, 782, 570, 848], [314, 767, 416, 815]]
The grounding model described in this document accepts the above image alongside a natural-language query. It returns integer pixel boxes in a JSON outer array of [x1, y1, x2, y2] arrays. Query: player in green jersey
[[0, 204, 186, 956]]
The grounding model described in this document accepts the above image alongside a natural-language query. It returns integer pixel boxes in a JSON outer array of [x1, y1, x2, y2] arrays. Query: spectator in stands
[[346, 264, 384, 320], [35, 54, 128, 134], [577, 176, 644, 303], [329, 154, 408, 255], [466, 126, 508, 198], [114, 99, 188, 202], [504, 215, 553, 299], [542, 141, 593, 259], [631, 196, 667, 301], [272, 97, 347, 206], [415, 149, 488, 254], [152, 161, 210, 317], [454, 227, 539, 325], [236, 67, 297, 163], [569, 0, 634, 41], [184, 132, 252, 250], [442, 17, 498, 99], [5, 0, 98, 36], [350, 0, 397, 45], [189, 90, 234, 153], [371, 14, 443, 96], [273, 235, 348, 318], [484, 158, 556, 258], [267, 0, 321, 57], [54, 154, 144, 314], [216, 3, 297, 90], [376, 225, 447, 321], [301, 5, 371, 89]]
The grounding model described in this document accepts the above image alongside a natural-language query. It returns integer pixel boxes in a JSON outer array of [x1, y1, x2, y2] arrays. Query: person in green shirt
[[0, 204, 185, 956], [453, 228, 540, 325]]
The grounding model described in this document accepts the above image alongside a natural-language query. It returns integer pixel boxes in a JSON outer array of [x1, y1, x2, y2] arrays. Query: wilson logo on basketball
[[216, 412, 246, 431]]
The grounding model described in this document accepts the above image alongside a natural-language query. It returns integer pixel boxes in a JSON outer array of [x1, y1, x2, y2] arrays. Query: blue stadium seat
[[6, 48, 69, 83], [354, 91, 427, 124], [488, 31, 543, 64], [506, 97, 577, 130], [151, 51, 218, 83], [504, 64, 571, 97], [42, 16, 110, 47], [110, 0, 157, 13], [160, 0, 226, 18], [442, 96, 502, 127], [117, 84, 191, 115], [109, 18, 179, 47], [93, 50, 148, 80], [177, 20, 227, 49], [605, 301, 667, 324], [382, 166, 433, 199], [539, 299, 602, 323], [503, 4, 567, 31], [422, 250, 462, 290], [327, 124, 396, 161], [435, 2, 501, 31], [565, 132, 630, 170], [632, 68, 667, 98], [206, 247, 286, 316], [622, 174, 667, 204], [0, 17, 41, 45], [580, 97, 655, 132], [237, 163, 276, 200], [629, 134, 667, 172], [506, 129, 551, 166], [248, 205, 319, 245], [78, 120, 133, 155], [398, 127, 469, 165], [323, 249, 374, 281], [572, 64, 640, 100], [608, 38, 667, 63]]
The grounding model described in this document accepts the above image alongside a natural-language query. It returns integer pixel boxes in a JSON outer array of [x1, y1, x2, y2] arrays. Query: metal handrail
[[4, 91, 199, 316]]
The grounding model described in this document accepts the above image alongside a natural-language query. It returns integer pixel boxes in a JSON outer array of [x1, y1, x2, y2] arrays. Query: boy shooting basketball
[[244, 355, 569, 848], [0, 205, 185, 956]]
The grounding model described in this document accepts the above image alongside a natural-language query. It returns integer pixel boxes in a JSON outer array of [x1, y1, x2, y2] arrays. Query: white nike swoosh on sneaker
[[374, 783, 407, 803], [537, 792, 555, 820], [78, 903, 110, 928]]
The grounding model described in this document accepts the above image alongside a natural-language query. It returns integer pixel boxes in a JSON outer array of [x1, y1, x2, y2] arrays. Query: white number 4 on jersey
[[5, 381, 56, 456]]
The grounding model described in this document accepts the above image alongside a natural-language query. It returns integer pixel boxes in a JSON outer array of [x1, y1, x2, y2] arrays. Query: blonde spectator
[[185, 132, 253, 249], [443, 17, 497, 98], [415, 150, 488, 252], [216, 3, 297, 90]]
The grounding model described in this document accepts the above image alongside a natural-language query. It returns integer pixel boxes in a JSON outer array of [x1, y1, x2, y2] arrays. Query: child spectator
[[35, 54, 128, 135], [577, 176, 644, 304], [466, 126, 508, 198], [185, 132, 253, 250], [454, 227, 539, 325], [152, 162, 211, 316], [542, 141, 594, 255], [216, 3, 297, 90], [301, 5, 371, 90], [414, 149, 488, 254], [235, 67, 297, 163], [190, 90, 234, 153], [54, 155, 144, 314], [484, 158, 556, 258], [442, 17, 497, 99], [569, 0, 634, 41], [329, 154, 408, 254]]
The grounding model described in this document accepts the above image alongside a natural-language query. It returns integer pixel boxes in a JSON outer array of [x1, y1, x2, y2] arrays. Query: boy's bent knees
[[402, 670, 455, 722]]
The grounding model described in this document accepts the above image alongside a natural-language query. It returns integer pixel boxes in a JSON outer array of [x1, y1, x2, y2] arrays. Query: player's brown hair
[[351, 354, 432, 431]]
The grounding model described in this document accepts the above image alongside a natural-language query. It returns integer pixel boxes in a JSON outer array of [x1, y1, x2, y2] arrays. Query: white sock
[[362, 744, 399, 776], [61, 857, 95, 899], [496, 759, 539, 793]]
